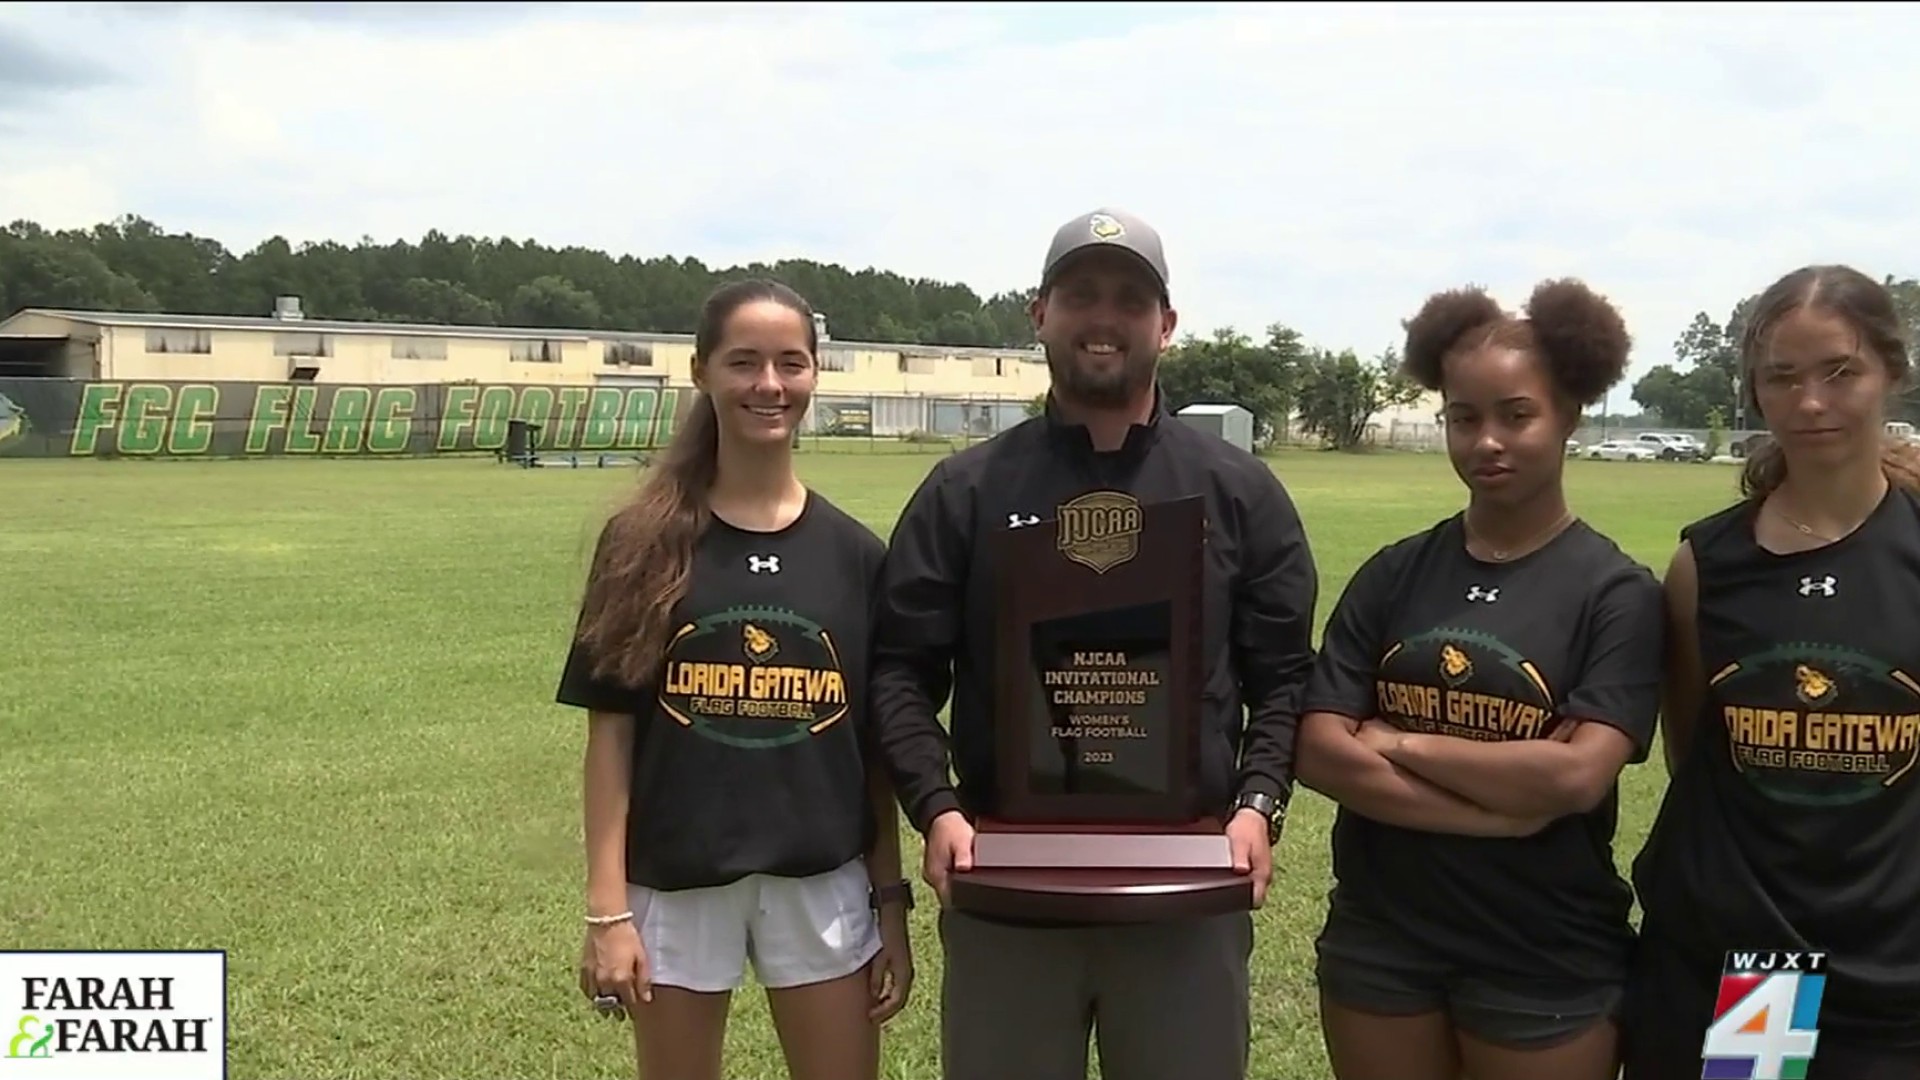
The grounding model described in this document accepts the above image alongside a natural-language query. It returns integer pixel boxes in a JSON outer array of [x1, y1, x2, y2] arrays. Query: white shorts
[[627, 857, 882, 994]]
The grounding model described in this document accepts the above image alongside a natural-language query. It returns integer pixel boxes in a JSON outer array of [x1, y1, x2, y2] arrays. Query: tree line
[[1631, 276, 1920, 430], [10, 216, 1920, 446], [1, 215, 1434, 450], [0, 216, 1038, 349], [1151, 326, 1425, 450]]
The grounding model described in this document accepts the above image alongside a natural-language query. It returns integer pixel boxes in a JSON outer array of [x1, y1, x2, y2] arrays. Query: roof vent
[[273, 295, 304, 321], [812, 311, 829, 343]]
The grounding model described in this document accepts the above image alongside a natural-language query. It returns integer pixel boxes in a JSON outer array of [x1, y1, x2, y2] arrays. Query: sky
[[3, 0, 1919, 400]]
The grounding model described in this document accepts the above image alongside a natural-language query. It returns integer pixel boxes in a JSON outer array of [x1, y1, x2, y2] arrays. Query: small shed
[[1176, 402, 1254, 453]]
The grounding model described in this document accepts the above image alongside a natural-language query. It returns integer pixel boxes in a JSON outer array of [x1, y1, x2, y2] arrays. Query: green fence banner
[[0, 378, 688, 459]]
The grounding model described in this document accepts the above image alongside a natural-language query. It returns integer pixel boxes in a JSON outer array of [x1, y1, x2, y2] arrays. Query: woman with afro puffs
[[1293, 279, 1666, 1080]]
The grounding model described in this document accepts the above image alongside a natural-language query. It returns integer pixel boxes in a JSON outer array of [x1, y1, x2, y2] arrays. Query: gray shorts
[[1314, 900, 1622, 1049]]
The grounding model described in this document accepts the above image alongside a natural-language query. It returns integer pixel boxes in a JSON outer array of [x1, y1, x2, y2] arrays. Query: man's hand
[[921, 810, 975, 908], [1224, 807, 1274, 908]]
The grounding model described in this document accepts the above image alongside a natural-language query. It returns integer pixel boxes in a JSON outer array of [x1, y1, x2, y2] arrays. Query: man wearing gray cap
[[869, 207, 1320, 1080]]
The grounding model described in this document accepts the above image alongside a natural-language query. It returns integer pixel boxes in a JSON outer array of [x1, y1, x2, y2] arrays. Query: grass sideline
[[2, 449, 1743, 1080]]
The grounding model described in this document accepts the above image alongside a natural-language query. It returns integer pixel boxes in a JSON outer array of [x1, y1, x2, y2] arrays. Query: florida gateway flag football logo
[[1, 951, 225, 1080]]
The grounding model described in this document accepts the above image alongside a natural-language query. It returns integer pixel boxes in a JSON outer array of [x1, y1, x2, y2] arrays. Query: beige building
[[1362, 389, 1446, 449], [0, 298, 1056, 438]]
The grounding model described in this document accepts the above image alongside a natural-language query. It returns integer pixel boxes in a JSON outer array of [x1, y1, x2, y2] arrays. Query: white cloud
[[5, 0, 1920, 402]]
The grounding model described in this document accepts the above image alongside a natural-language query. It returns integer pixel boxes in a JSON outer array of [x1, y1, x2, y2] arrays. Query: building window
[[274, 332, 332, 357], [390, 336, 448, 360], [510, 339, 563, 363], [820, 347, 855, 373], [603, 342, 653, 366], [144, 328, 212, 354]]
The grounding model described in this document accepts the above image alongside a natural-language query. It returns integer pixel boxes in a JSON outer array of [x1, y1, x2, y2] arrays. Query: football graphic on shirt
[[655, 606, 850, 749], [1374, 629, 1557, 743], [1711, 641, 1920, 806]]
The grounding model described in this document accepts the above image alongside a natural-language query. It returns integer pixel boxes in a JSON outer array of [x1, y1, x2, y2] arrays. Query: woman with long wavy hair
[[555, 278, 914, 1080]]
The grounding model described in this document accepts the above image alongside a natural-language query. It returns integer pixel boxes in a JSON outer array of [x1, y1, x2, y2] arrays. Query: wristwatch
[[1230, 790, 1287, 846], [869, 880, 915, 911]]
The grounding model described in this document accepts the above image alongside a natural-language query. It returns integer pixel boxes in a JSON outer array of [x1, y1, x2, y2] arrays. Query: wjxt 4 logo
[[1, 950, 226, 1079], [1701, 949, 1826, 1080]]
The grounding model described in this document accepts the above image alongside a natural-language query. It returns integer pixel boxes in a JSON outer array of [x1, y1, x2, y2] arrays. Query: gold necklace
[[1768, 503, 1844, 544], [1467, 509, 1575, 561]]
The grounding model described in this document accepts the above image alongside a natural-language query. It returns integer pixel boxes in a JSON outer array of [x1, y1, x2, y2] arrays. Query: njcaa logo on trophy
[[1057, 491, 1143, 575]]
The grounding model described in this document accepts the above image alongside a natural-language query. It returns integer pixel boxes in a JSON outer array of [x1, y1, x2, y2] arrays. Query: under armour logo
[[747, 554, 781, 574], [1465, 585, 1500, 603], [1798, 574, 1836, 597], [1008, 513, 1040, 529]]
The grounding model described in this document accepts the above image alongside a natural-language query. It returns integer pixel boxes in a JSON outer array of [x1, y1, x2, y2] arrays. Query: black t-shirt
[[1304, 514, 1664, 984], [555, 491, 885, 893], [1633, 487, 1920, 1047]]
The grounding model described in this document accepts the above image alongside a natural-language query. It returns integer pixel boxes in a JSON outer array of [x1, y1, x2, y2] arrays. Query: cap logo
[[1088, 213, 1125, 241]]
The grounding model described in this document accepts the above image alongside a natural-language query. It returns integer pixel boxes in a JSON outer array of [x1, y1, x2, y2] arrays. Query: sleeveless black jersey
[[555, 492, 886, 893], [1305, 514, 1664, 984], [1632, 486, 1920, 1047]]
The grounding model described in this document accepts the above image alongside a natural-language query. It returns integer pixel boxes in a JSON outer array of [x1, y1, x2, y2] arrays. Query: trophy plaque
[[947, 491, 1253, 923]]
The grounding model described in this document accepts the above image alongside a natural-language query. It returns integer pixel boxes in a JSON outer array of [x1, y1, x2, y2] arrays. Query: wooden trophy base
[[948, 817, 1253, 924]]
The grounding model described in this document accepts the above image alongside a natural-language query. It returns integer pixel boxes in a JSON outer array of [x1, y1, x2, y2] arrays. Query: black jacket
[[870, 391, 1320, 834]]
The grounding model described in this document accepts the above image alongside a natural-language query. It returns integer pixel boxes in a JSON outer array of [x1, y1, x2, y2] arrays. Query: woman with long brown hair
[[555, 278, 913, 1080], [1624, 265, 1920, 1078]]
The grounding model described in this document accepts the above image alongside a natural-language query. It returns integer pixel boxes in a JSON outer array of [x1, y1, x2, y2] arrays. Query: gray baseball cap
[[1039, 208, 1170, 299]]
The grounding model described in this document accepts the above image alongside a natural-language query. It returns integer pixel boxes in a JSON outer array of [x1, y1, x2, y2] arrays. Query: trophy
[[948, 491, 1253, 922]]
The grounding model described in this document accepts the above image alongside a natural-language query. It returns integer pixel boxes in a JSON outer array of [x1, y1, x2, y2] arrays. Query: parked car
[[1634, 432, 1707, 461], [1586, 440, 1657, 461]]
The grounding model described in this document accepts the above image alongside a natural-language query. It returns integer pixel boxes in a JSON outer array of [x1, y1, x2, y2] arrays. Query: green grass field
[[2, 449, 1744, 1080]]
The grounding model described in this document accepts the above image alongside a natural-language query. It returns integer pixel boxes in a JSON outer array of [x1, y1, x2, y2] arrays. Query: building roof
[[1, 305, 1047, 360], [1177, 403, 1248, 416]]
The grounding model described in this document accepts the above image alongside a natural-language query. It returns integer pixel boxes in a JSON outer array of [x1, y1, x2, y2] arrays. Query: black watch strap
[[1231, 790, 1287, 845], [869, 880, 914, 911]]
